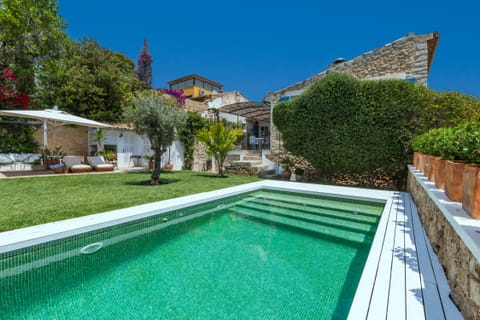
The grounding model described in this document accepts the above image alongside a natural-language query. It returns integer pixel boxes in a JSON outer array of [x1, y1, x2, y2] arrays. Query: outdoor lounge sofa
[[62, 156, 92, 173], [87, 156, 114, 172]]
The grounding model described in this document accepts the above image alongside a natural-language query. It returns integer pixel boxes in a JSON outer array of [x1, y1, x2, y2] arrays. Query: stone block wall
[[34, 126, 88, 156], [407, 170, 480, 319]]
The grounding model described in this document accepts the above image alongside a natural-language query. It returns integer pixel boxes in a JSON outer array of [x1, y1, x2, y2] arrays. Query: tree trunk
[[151, 145, 162, 185], [217, 157, 224, 177]]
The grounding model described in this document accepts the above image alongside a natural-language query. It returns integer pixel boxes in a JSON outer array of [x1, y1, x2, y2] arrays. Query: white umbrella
[[0, 108, 111, 148]]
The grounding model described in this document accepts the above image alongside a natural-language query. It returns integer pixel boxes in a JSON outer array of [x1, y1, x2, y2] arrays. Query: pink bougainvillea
[[158, 88, 186, 105]]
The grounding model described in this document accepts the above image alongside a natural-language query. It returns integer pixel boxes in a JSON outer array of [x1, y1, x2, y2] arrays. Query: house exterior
[[268, 32, 440, 165], [168, 74, 223, 102]]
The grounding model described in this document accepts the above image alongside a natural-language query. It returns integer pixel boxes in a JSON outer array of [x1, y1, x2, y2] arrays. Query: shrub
[[414, 121, 480, 163], [273, 72, 480, 188]]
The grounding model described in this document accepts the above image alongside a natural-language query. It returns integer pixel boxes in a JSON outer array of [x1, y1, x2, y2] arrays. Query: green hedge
[[273, 73, 480, 188], [413, 121, 480, 163]]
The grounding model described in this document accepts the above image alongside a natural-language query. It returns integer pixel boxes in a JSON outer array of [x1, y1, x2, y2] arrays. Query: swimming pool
[[0, 181, 389, 319]]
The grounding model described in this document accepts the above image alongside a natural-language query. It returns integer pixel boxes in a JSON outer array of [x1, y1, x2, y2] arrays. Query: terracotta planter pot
[[434, 158, 447, 190], [424, 155, 434, 180], [427, 156, 440, 182], [164, 163, 173, 170], [281, 169, 291, 180], [418, 153, 426, 174], [462, 164, 480, 219], [413, 152, 421, 169], [445, 160, 465, 202]]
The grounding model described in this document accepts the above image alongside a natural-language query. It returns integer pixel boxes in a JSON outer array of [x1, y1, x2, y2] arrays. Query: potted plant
[[144, 154, 155, 170], [280, 157, 294, 180], [41, 145, 66, 169], [164, 147, 173, 170], [100, 149, 116, 164], [294, 167, 305, 182]]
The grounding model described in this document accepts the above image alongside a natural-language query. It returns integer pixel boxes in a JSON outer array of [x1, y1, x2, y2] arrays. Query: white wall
[[88, 128, 185, 169]]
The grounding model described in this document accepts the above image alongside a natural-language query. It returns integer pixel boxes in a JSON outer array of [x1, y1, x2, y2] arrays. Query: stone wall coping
[[408, 165, 480, 262]]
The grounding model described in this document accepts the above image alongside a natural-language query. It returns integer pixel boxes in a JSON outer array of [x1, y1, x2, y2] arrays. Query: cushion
[[87, 156, 106, 166], [22, 153, 42, 164], [94, 164, 114, 171], [70, 164, 92, 173], [63, 156, 84, 167], [0, 154, 13, 164]]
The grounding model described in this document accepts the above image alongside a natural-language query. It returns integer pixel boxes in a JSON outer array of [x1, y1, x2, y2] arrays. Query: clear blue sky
[[58, 0, 479, 102]]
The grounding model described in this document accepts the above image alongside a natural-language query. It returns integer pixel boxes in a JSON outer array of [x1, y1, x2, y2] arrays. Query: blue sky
[[58, 0, 479, 102]]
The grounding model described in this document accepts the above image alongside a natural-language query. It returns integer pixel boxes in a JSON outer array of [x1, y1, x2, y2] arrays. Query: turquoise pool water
[[0, 189, 384, 319]]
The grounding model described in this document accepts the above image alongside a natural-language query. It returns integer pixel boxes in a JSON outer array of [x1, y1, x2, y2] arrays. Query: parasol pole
[[43, 120, 48, 148]]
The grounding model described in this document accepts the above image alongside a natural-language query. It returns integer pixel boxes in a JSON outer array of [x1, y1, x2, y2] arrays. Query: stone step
[[243, 155, 262, 161], [229, 206, 372, 247], [230, 160, 262, 167]]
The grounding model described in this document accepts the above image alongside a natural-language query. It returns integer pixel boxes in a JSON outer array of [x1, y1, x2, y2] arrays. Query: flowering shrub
[[0, 67, 31, 109], [158, 88, 186, 105]]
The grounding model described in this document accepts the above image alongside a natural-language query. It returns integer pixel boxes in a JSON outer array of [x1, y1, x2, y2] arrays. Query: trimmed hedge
[[273, 73, 480, 188]]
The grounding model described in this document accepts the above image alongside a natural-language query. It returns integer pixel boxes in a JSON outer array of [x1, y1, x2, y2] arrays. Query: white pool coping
[[0, 180, 392, 254], [1, 180, 453, 318]]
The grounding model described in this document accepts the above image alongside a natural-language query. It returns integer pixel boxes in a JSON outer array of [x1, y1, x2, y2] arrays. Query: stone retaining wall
[[407, 170, 480, 319]]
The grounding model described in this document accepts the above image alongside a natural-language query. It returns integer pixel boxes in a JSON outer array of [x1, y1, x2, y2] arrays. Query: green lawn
[[0, 171, 260, 232]]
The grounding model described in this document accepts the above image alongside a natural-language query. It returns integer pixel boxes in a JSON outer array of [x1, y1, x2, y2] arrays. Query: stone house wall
[[407, 170, 480, 319], [34, 125, 88, 156]]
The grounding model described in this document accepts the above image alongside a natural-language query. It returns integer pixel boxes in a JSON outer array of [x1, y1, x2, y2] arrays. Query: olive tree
[[124, 91, 186, 185]]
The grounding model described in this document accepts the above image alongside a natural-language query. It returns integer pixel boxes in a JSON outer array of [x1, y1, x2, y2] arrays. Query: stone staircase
[[225, 150, 271, 176]]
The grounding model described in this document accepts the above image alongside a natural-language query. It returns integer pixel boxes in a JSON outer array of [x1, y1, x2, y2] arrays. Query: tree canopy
[[0, 0, 67, 95], [124, 91, 186, 185], [36, 38, 140, 121], [137, 39, 153, 89]]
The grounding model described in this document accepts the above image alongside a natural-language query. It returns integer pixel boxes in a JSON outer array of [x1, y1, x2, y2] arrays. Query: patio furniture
[[62, 156, 92, 173], [87, 156, 114, 171]]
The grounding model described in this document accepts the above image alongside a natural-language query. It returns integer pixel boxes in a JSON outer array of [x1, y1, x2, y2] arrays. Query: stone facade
[[184, 99, 208, 113], [34, 125, 88, 156], [269, 32, 440, 176], [192, 140, 209, 172], [407, 170, 480, 319]]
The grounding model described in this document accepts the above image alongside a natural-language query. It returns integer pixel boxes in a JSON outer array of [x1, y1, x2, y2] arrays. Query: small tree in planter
[[196, 121, 243, 177], [280, 157, 294, 180], [144, 154, 155, 169]]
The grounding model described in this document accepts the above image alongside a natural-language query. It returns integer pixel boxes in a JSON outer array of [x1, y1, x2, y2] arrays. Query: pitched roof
[[269, 32, 440, 99], [167, 74, 223, 88]]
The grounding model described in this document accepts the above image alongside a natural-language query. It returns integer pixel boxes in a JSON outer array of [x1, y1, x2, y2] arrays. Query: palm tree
[[197, 122, 243, 177]]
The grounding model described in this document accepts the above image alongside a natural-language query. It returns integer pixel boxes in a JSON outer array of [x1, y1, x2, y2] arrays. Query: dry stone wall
[[34, 126, 88, 156], [407, 170, 480, 319]]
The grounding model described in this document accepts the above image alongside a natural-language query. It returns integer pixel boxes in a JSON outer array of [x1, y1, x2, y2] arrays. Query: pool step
[[245, 196, 379, 225], [229, 206, 373, 246], [237, 201, 377, 236], [256, 191, 383, 217]]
